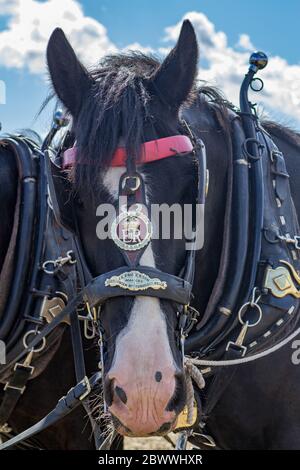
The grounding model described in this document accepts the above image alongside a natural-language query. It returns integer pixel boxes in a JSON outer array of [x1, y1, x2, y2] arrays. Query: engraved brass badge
[[105, 271, 167, 291]]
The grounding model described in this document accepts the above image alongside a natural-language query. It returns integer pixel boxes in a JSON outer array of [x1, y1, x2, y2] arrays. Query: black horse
[[1, 20, 300, 449]]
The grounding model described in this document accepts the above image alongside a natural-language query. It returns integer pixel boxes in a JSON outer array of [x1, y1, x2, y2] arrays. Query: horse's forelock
[[72, 53, 161, 196]]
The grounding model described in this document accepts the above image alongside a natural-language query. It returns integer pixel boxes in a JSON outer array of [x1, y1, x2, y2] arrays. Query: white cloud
[[0, 0, 116, 74], [0, 4, 299, 127], [164, 11, 300, 127], [0, 0, 19, 15], [237, 34, 255, 51]]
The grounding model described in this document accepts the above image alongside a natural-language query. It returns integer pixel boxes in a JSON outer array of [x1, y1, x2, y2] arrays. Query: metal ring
[[23, 330, 47, 353], [238, 301, 262, 328], [121, 175, 141, 192], [242, 138, 264, 161], [263, 228, 280, 244], [250, 77, 264, 92]]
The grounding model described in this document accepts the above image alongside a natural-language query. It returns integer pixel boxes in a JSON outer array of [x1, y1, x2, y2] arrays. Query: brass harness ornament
[[264, 260, 300, 299]]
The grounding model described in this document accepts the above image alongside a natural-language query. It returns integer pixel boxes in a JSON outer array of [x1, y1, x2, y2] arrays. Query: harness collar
[[62, 135, 194, 169]]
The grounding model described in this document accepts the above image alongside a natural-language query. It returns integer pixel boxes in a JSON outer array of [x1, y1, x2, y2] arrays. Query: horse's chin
[[112, 415, 177, 437]]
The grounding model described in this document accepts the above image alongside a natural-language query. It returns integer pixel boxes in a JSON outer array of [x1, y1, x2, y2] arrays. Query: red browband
[[63, 135, 194, 169]]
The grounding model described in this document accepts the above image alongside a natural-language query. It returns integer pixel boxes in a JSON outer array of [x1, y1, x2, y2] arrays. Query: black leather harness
[[182, 54, 300, 449], [0, 135, 81, 442]]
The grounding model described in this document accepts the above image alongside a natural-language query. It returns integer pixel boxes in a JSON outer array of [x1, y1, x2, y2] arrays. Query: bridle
[[49, 119, 207, 344], [0, 115, 207, 450]]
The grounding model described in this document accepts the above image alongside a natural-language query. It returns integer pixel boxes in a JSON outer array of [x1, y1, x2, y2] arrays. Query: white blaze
[[103, 167, 175, 368]]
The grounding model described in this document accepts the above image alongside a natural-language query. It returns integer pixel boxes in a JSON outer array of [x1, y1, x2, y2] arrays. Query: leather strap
[[0, 363, 34, 427], [271, 149, 290, 202], [70, 312, 86, 383]]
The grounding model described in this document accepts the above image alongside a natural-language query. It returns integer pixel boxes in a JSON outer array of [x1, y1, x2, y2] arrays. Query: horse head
[[46, 20, 200, 437]]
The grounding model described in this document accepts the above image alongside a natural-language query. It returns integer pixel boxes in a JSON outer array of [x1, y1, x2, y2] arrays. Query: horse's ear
[[47, 28, 92, 117], [151, 20, 198, 108]]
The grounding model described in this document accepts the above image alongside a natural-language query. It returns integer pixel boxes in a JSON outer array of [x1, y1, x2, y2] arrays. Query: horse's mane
[[262, 120, 300, 150]]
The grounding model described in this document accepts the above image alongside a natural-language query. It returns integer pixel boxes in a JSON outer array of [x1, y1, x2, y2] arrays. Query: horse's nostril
[[104, 377, 114, 407], [155, 371, 162, 382], [115, 385, 128, 404], [166, 372, 186, 414]]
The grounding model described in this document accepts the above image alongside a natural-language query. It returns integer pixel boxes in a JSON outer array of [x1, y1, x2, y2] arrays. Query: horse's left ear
[[151, 20, 198, 108], [47, 28, 92, 117]]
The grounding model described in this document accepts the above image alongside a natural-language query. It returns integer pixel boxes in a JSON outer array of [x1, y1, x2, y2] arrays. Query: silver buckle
[[270, 149, 283, 162], [3, 363, 35, 394], [79, 376, 92, 401]]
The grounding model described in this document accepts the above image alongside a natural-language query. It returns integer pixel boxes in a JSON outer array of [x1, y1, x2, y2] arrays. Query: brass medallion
[[105, 271, 167, 291], [111, 204, 152, 251]]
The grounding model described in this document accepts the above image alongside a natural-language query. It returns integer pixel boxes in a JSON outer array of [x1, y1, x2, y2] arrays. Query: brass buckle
[[13, 362, 34, 375], [4, 382, 26, 395], [174, 401, 198, 430], [226, 341, 247, 357]]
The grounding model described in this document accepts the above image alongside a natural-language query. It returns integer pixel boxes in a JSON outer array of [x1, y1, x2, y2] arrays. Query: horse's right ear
[[151, 20, 198, 109], [47, 28, 92, 117]]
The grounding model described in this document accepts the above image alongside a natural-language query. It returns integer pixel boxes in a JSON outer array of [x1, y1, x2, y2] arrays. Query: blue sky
[[0, 0, 299, 135], [84, 0, 300, 63]]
